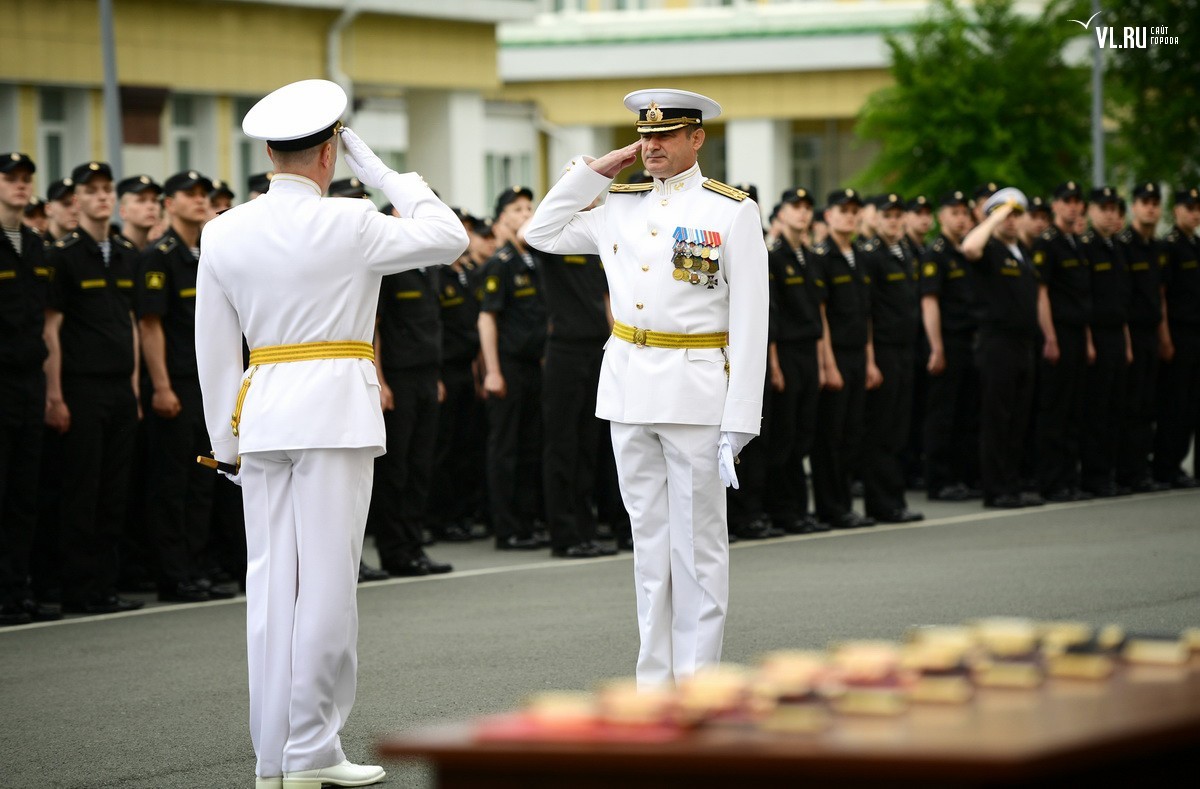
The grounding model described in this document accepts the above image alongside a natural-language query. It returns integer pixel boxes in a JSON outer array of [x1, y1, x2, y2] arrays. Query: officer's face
[[119, 191, 161, 231], [905, 208, 933, 237], [777, 201, 812, 233], [824, 203, 859, 235], [0, 168, 34, 210], [1088, 203, 1120, 237], [1175, 203, 1200, 233], [1020, 211, 1050, 238], [46, 195, 79, 231], [1053, 196, 1083, 225], [77, 178, 115, 222], [877, 207, 905, 242], [166, 185, 211, 225], [497, 196, 533, 237], [937, 204, 971, 239], [639, 127, 703, 179], [1131, 197, 1161, 227]]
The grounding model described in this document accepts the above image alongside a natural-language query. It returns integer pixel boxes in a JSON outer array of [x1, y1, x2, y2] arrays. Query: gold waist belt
[[611, 320, 728, 349], [232, 340, 375, 436]]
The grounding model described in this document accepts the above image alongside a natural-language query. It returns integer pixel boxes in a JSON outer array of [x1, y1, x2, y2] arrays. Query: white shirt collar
[[268, 173, 323, 197], [653, 163, 702, 196]]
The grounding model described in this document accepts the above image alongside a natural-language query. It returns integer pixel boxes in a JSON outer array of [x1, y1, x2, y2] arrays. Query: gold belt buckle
[[633, 327, 647, 348]]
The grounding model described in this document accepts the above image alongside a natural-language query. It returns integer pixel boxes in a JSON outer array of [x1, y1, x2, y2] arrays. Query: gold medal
[[700, 247, 710, 259], [683, 258, 693, 269], [673, 268, 687, 281], [700, 261, 710, 273]]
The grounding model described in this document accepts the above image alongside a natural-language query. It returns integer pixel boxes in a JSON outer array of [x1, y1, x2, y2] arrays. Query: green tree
[[855, 0, 1091, 200], [1103, 0, 1200, 186]]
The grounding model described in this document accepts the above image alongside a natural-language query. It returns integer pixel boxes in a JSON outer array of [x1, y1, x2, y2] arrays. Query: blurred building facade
[[0, 0, 1001, 216]]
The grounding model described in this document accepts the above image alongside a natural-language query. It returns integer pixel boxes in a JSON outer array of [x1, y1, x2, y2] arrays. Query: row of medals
[[672, 240, 721, 288]]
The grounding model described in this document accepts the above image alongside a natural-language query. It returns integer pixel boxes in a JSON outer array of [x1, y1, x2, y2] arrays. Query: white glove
[[218, 469, 243, 488], [339, 127, 393, 189], [722, 431, 755, 458], [718, 434, 739, 490]]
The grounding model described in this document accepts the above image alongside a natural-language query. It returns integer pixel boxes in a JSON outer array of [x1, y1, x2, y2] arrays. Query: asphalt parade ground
[[2, 488, 1198, 788]]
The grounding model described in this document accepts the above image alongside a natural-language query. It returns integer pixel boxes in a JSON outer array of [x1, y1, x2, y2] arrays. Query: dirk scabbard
[[196, 455, 241, 475]]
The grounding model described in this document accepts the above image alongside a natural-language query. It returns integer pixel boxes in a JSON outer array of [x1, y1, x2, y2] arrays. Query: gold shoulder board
[[609, 183, 653, 194], [702, 179, 749, 202]]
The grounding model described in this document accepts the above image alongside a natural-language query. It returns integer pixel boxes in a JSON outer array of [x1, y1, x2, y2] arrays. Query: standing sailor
[[194, 80, 467, 789]]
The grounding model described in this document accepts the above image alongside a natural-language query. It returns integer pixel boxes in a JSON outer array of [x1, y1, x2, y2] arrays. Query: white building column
[[724, 118, 792, 222], [406, 89, 486, 216]]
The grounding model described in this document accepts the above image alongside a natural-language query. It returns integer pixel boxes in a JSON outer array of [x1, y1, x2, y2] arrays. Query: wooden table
[[378, 663, 1200, 787]]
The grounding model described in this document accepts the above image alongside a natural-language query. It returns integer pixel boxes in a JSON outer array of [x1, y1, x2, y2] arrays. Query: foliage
[[854, 0, 1092, 200]]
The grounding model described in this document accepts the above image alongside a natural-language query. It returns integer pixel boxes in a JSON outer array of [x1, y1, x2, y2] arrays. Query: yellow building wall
[[494, 70, 892, 126], [0, 0, 498, 95]]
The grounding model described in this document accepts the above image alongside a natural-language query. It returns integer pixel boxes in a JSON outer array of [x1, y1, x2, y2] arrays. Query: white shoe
[[255, 778, 282, 789], [283, 760, 386, 788]]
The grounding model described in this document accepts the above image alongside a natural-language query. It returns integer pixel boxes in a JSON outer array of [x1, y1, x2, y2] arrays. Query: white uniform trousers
[[610, 422, 729, 688], [240, 447, 375, 778]]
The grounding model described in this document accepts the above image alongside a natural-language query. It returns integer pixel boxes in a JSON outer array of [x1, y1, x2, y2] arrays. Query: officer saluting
[[525, 88, 769, 687], [194, 80, 467, 789]]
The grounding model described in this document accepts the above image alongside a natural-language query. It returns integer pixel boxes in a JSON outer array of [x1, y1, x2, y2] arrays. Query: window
[[38, 87, 85, 183], [235, 96, 272, 201], [485, 152, 533, 210], [791, 135, 821, 199], [171, 95, 196, 171]]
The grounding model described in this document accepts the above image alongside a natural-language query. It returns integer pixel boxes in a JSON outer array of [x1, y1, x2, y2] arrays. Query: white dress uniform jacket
[[196, 172, 466, 464], [524, 161, 768, 433]]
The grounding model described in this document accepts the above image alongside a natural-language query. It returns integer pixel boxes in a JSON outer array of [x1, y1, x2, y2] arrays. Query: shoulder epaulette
[[156, 235, 178, 255], [812, 239, 831, 255], [767, 237, 783, 252], [1080, 230, 1096, 244], [1116, 228, 1134, 244], [857, 237, 880, 253], [497, 248, 513, 261], [931, 237, 946, 252], [1040, 227, 1058, 241], [54, 232, 81, 250], [113, 235, 135, 250], [1165, 229, 1180, 242], [702, 178, 748, 202], [609, 182, 653, 194]]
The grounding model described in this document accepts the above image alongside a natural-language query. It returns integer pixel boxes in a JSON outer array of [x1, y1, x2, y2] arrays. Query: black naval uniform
[[136, 228, 215, 594], [370, 267, 443, 570], [1032, 225, 1092, 496], [972, 237, 1039, 504], [0, 223, 50, 621], [1116, 226, 1165, 489], [539, 251, 618, 552], [900, 233, 930, 489], [920, 234, 980, 498], [811, 238, 871, 527], [1153, 226, 1200, 484], [762, 237, 825, 531], [861, 237, 920, 519], [1078, 229, 1130, 495], [480, 241, 548, 546], [430, 257, 484, 538], [46, 229, 140, 609]]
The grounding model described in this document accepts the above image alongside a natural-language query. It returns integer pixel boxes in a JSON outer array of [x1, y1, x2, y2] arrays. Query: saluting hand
[[340, 127, 394, 189], [589, 140, 643, 179]]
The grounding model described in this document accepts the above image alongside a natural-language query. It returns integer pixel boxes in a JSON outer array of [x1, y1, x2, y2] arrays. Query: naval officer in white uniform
[[524, 89, 769, 687], [194, 80, 467, 789]]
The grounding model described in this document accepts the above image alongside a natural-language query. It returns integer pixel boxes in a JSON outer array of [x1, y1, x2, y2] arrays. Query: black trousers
[[145, 377, 214, 587], [1153, 324, 1200, 480], [431, 360, 486, 528], [1036, 323, 1087, 494], [812, 345, 866, 522], [727, 372, 771, 529], [0, 369, 44, 606], [924, 332, 980, 494], [59, 374, 137, 604], [763, 341, 820, 525], [594, 418, 630, 539], [863, 343, 914, 517], [977, 332, 1036, 500], [901, 328, 930, 486], [1117, 325, 1160, 485], [1080, 326, 1128, 491], [370, 366, 439, 565], [485, 355, 543, 542], [542, 339, 604, 549]]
